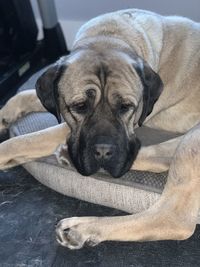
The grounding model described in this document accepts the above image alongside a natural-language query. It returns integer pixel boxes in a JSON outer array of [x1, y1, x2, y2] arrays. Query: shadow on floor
[[0, 167, 200, 267]]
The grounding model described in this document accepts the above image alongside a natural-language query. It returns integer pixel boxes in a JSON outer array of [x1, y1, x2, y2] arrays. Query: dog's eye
[[72, 102, 88, 114], [119, 103, 133, 114]]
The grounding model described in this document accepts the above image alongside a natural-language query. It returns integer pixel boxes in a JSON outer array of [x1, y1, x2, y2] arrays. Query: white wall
[[33, 18, 85, 49], [31, 0, 200, 48]]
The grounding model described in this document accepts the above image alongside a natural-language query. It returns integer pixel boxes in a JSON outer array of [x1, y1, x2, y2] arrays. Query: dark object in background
[[0, 0, 38, 58], [0, 0, 69, 105]]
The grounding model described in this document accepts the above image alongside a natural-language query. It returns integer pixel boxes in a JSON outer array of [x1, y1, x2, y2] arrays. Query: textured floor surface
[[0, 167, 200, 267]]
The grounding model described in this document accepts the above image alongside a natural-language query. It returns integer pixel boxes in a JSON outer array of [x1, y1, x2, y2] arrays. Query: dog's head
[[36, 49, 163, 177]]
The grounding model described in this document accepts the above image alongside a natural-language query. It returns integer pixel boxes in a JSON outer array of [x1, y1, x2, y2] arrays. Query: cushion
[[10, 112, 196, 218]]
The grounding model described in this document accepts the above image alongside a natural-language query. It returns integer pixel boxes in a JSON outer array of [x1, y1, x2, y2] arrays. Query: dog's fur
[[0, 9, 200, 249]]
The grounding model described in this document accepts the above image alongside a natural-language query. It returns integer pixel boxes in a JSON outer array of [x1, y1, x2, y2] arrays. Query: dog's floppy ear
[[135, 61, 163, 126], [35, 59, 66, 123]]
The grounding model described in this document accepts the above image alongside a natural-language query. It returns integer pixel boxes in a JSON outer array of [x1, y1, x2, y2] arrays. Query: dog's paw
[[55, 144, 71, 167], [55, 217, 103, 249]]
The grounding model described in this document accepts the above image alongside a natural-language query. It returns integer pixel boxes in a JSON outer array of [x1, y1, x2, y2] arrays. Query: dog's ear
[[35, 59, 66, 123], [135, 61, 163, 126]]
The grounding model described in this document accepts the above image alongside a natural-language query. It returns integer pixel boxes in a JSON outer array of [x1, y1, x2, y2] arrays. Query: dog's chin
[[67, 150, 134, 178], [75, 161, 133, 178], [75, 163, 100, 177], [72, 155, 136, 178]]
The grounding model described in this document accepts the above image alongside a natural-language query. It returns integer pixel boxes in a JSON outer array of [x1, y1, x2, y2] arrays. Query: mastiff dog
[[0, 9, 200, 249]]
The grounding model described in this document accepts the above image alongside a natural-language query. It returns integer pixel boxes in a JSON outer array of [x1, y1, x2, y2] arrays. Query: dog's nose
[[94, 144, 115, 161]]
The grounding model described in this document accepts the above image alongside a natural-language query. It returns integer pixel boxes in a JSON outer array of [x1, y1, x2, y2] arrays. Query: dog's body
[[0, 9, 200, 249]]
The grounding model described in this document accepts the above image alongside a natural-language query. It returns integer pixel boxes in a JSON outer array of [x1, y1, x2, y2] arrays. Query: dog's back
[[73, 9, 200, 132]]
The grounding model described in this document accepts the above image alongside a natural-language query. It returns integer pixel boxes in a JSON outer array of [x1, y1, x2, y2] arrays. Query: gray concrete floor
[[0, 166, 200, 267]]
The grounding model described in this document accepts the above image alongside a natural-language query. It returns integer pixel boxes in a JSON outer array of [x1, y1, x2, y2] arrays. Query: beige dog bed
[[8, 112, 168, 212], [11, 112, 200, 221]]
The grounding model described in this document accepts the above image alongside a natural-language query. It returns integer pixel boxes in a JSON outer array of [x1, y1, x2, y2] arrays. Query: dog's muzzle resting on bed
[[36, 48, 163, 177]]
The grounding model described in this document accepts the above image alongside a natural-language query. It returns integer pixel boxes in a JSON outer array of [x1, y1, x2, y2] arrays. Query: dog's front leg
[[0, 90, 46, 133], [131, 135, 183, 172], [56, 124, 200, 249], [0, 123, 70, 169]]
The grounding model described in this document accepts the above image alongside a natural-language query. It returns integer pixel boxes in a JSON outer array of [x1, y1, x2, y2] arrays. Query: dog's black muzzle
[[68, 116, 141, 178]]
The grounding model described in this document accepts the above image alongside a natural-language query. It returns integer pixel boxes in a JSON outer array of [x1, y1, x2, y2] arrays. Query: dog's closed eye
[[118, 103, 135, 114], [71, 102, 89, 114]]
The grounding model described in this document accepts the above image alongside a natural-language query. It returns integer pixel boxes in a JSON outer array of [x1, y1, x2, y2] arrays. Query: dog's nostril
[[94, 144, 114, 160], [95, 151, 101, 157]]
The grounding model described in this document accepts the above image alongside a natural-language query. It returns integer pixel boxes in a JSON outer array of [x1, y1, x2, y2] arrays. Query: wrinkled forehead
[[58, 49, 143, 104]]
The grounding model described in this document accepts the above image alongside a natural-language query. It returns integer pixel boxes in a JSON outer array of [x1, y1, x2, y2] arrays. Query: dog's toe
[[56, 228, 84, 249], [55, 217, 102, 249]]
